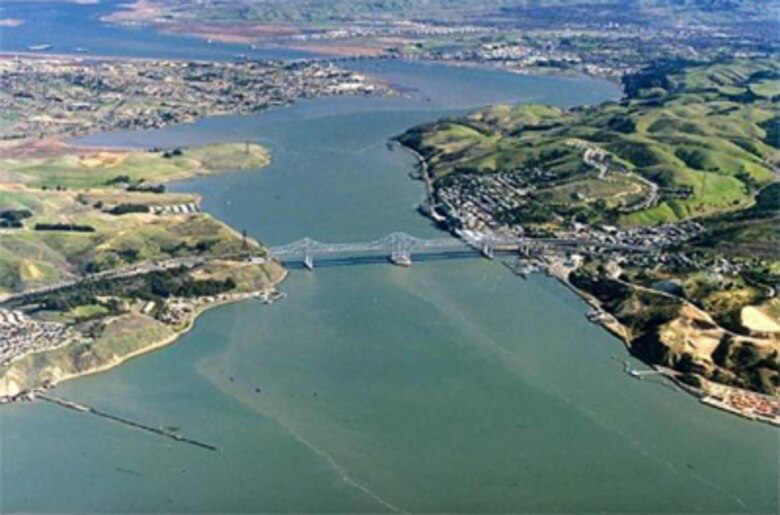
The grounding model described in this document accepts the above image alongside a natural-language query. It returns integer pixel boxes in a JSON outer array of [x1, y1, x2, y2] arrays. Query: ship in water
[[27, 44, 53, 51]]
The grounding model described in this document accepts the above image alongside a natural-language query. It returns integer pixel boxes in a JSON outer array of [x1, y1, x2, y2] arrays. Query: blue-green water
[[0, 0, 311, 60], [0, 55, 777, 513]]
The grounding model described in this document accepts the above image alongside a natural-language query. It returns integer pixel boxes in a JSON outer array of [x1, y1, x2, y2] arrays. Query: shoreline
[[548, 257, 780, 427], [11, 269, 289, 399], [5, 54, 774, 425], [406, 146, 780, 427], [396, 141, 435, 202], [0, 138, 284, 399], [399, 56, 625, 86], [0, 141, 272, 305]]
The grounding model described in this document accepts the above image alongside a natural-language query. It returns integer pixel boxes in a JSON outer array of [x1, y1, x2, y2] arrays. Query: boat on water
[[27, 44, 53, 51]]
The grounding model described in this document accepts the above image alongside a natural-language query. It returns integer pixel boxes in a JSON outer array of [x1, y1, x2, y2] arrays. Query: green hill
[[399, 58, 779, 228]]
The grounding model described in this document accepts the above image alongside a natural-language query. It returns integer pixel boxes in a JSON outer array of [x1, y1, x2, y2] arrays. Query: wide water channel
[[0, 0, 311, 60], [1, 59, 778, 512]]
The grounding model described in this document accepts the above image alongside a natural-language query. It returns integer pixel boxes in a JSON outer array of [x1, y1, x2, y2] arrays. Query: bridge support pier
[[389, 249, 412, 267], [303, 253, 314, 270], [481, 241, 495, 260]]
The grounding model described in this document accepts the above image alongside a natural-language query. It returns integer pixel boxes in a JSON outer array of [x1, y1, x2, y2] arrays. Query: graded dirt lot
[[742, 305, 780, 334]]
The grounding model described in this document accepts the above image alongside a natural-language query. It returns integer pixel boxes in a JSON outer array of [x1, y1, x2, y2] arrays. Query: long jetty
[[38, 394, 217, 452]]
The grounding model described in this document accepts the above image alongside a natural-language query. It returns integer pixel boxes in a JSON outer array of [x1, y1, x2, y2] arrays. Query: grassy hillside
[[400, 58, 780, 397], [0, 142, 269, 190], [0, 189, 255, 293], [0, 313, 176, 393], [400, 58, 779, 228], [0, 142, 271, 294], [692, 183, 779, 259], [0, 139, 286, 395]]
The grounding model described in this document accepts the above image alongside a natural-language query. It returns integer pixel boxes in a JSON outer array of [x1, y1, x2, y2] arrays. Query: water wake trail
[[194, 358, 408, 512], [260, 409, 409, 514], [401, 276, 750, 511]]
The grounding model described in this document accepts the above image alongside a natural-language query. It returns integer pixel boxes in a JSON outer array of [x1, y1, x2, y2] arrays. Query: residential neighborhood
[[0, 308, 85, 366], [0, 56, 389, 141]]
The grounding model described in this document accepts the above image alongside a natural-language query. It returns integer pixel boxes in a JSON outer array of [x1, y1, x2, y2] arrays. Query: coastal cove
[[2, 59, 778, 514]]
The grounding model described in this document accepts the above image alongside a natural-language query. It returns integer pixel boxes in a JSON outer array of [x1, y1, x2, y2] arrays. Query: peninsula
[[0, 140, 284, 398], [0, 54, 389, 400], [398, 58, 780, 424]]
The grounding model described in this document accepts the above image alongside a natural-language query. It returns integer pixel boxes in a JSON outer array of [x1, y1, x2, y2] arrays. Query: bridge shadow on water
[[280, 250, 517, 270]]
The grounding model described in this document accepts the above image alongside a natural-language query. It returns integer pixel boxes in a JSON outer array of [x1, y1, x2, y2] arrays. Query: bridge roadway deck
[[269, 232, 649, 267]]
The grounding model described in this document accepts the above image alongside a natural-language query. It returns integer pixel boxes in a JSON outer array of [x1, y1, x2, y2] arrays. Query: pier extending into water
[[38, 394, 217, 452], [269, 231, 649, 270]]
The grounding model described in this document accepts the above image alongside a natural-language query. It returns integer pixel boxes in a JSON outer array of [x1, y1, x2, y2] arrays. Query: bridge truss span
[[269, 232, 474, 269], [268, 231, 650, 270]]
